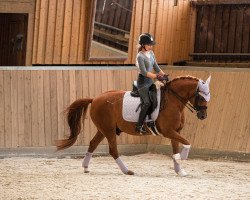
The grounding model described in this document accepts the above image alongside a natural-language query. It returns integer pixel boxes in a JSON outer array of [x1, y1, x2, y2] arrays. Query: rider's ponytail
[[137, 45, 143, 53]]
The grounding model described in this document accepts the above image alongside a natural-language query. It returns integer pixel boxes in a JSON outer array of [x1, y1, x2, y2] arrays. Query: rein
[[162, 81, 207, 113], [168, 87, 198, 113]]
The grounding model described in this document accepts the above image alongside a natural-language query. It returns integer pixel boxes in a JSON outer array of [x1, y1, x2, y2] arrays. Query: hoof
[[125, 170, 134, 175], [83, 167, 90, 173], [177, 169, 188, 177]]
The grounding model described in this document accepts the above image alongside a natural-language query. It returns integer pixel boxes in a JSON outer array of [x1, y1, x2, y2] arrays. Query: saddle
[[130, 81, 160, 136]]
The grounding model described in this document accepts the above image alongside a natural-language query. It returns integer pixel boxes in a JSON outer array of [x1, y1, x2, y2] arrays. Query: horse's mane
[[160, 75, 199, 110], [170, 75, 199, 83]]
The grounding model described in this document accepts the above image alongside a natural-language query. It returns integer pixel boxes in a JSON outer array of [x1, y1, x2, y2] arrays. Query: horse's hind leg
[[82, 130, 105, 173], [106, 132, 134, 175]]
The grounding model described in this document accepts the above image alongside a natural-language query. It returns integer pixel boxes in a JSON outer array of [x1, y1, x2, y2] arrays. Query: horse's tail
[[56, 98, 93, 151]]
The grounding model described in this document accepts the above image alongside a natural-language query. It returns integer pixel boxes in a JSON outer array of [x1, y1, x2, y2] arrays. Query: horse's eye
[[200, 97, 206, 102]]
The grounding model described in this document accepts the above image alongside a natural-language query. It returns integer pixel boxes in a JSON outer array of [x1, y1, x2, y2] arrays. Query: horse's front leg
[[180, 143, 191, 160], [174, 112, 191, 160], [171, 140, 187, 176], [171, 139, 190, 177]]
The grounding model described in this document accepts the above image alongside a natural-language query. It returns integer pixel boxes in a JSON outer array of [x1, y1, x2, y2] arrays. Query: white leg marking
[[172, 153, 188, 177], [115, 157, 129, 174], [180, 144, 191, 160], [82, 152, 93, 173]]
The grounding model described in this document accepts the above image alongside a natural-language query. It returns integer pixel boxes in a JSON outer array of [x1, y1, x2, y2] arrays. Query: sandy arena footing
[[0, 153, 249, 200]]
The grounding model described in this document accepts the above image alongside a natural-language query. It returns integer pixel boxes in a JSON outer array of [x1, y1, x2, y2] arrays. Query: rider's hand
[[156, 74, 169, 82]]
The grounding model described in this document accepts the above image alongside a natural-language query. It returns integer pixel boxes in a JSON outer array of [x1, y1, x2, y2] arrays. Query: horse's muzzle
[[197, 110, 207, 120]]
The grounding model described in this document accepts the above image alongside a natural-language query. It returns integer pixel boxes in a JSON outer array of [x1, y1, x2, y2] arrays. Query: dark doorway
[[0, 13, 28, 66], [192, 4, 250, 62]]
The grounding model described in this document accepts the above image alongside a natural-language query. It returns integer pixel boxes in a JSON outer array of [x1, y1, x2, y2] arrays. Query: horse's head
[[190, 76, 211, 120]]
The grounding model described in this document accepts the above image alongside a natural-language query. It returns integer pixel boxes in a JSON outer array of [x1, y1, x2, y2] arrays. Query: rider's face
[[144, 44, 153, 51]]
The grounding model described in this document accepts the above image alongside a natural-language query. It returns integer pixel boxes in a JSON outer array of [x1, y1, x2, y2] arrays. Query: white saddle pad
[[122, 89, 161, 122]]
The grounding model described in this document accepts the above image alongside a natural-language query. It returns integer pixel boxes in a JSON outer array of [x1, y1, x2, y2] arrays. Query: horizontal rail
[[1, 65, 250, 72], [190, 53, 250, 56], [190, 53, 250, 61], [191, 0, 250, 6], [94, 22, 130, 34]]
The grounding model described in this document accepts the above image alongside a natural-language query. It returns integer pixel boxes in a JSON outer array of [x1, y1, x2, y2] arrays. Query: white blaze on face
[[198, 76, 211, 102]]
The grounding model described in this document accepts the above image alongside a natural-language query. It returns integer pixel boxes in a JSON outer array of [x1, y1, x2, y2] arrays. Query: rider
[[135, 33, 167, 134]]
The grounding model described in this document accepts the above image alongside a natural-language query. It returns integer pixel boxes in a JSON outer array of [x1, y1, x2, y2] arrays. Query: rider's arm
[[137, 53, 163, 80], [146, 72, 157, 79], [151, 51, 165, 76]]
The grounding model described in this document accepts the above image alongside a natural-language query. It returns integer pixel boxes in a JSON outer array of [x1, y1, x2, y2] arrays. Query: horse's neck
[[159, 78, 198, 114], [170, 79, 197, 99]]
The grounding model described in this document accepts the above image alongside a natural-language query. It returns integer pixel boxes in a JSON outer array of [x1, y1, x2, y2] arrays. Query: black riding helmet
[[139, 33, 156, 46]]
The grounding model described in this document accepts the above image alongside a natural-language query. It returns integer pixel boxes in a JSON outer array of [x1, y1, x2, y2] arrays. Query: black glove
[[156, 74, 165, 81], [156, 74, 169, 82]]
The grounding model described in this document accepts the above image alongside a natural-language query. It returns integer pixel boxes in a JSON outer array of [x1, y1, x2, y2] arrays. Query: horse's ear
[[206, 75, 211, 85]]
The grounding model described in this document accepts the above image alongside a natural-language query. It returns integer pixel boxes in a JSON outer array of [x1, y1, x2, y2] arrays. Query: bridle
[[168, 86, 207, 113]]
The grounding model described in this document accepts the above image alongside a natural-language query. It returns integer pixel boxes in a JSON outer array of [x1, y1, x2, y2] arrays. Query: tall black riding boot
[[135, 103, 150, 134]]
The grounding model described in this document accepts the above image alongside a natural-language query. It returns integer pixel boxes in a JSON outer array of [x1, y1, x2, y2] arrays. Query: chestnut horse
[[57, 75, 211, 176]]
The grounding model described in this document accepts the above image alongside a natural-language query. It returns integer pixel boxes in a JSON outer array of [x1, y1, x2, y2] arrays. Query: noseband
[[193, 90, 207, 112]]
